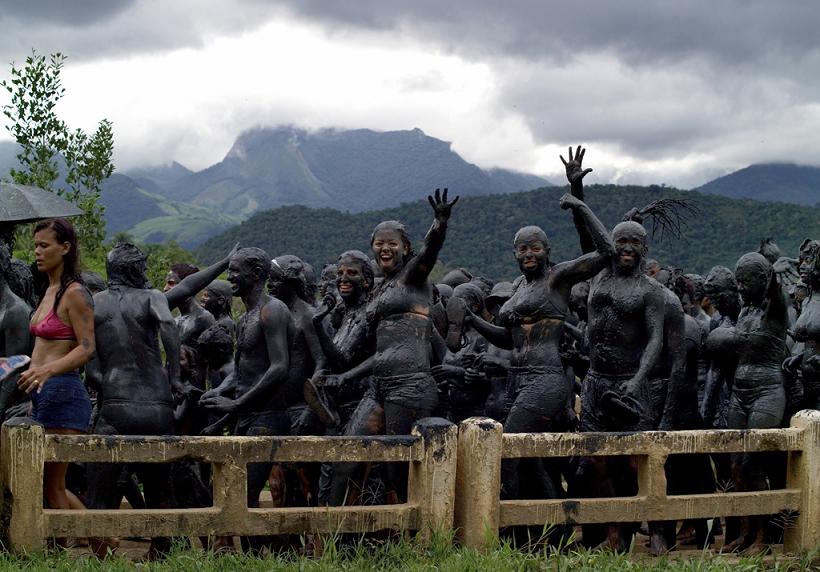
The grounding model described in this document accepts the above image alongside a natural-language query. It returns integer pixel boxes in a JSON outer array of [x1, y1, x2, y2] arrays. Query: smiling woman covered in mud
[[365, 188, 458, 501], [466, 147, 614, 503]]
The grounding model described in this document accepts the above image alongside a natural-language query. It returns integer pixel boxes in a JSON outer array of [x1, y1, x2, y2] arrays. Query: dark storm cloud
[[272, 1, 820, 68], [0, 0, 282, 62], [0, 0, 135, 26], [270, 0, 820, 177]]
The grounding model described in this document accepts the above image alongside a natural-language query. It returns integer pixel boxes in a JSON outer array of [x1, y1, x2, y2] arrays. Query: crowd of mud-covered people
[[0, 146, 818, 558]]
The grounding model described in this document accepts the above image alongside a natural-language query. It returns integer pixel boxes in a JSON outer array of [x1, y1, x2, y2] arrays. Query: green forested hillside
[[196, 185, 820, 282]]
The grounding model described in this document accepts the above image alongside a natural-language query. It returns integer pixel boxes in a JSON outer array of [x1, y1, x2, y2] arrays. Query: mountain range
[[138, 126, 550, 215], [694, 163, 820, 206]]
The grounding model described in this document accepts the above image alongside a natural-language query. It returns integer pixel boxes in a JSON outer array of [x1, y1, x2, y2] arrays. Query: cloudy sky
[[1, 0, 818, 188]]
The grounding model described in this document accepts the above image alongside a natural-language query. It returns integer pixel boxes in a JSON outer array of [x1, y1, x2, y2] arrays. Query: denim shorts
[[31, 372, 92, 431]]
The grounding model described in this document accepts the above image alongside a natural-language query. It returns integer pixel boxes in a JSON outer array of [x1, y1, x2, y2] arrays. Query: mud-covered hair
[[271, 254, 309, 301], [107, 242, 150, 289], [453, 282, 485, 314], [513, 226, 549, 251], [197, 324, 234, 357], [703, 266, 738, 298], [233, 247, 271, 280], [170, 262, 199, 281], [735, 252, 772, 284]]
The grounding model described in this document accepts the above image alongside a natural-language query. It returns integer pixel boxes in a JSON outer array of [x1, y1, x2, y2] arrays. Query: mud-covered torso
[[499, 275, 567, 369], [176, 304, 214, 347], [280, 299, 319, 406], [793, 292, 820, 381], [648, 288, 690, 381], [333, 301, 371, 366], [366, 274, 433, 378], [93, 287, 173, 405], [587, 270, 660, 376], [734, 305, 788, 387], [0, 290, 31, 356], [793, 292, 820, 343], [235, 297, 294, 410]]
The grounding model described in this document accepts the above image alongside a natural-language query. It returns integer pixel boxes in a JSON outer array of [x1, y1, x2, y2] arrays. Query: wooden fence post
[[211, 457, 249, 536], [785, 409, 820, 552], [408, 417, 458, 542], [454, 417, 502, 550], [0, 419, 46, 553]]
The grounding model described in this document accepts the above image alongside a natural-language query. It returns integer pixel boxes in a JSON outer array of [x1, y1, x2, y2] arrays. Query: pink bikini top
[[30, 307, 76, 341]]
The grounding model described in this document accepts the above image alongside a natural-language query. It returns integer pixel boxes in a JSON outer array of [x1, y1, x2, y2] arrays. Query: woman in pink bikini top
[[17, 218, 95, 548], [29, 304, 77, 340]]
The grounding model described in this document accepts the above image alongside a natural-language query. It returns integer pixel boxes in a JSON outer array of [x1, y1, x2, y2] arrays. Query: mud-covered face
[[227, 257, 258, 297], [200, 287, 222, 313], [570, 282, 590, 318], [612, 226, 647, 272], [266, 267, 287, 299], [799, 242, 820, 287], [514, 236, 548, 275], [319, 265, 337, 298], [705, 287, 737, 317], [336, 262, 367, 302], [735, 264, 768, 307], [163, 271, 180, 293], [372, 229, 408, 275]]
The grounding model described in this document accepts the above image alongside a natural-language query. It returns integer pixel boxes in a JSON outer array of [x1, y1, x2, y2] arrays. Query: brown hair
[[33, 218, 82, 305]]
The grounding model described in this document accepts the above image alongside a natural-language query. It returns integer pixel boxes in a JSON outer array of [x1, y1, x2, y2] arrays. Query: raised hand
[[560, 145, 593, 185], [428, 188, 459, 221]]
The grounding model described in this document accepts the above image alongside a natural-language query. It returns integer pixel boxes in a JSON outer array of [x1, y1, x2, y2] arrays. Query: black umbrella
[[0, 182, 82, 223]]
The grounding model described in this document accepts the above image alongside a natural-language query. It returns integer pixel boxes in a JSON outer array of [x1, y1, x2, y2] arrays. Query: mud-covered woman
[[310, 250, 379, 505], [364, 188, 458, 501], [466, 149, 614, 503], [723, 252, 789, 552], [784, 239, 820, 410]]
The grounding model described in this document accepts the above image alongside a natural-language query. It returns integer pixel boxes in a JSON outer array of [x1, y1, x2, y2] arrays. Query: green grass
[[0, 535, 817, 572]]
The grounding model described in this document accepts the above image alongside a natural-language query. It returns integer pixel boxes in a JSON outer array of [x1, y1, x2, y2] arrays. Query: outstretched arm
[[550, 194, 614, 292], [467, 312, 514, 350], [561, 145, 595, 254], [406, 188, 459, 287], [165, 244, 238, 310]]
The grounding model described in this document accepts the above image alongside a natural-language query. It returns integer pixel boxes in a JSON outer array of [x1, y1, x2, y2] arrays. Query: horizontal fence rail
[[0, 417, 458, 552], [454, 410, 820, 553], [1, 410, 819, 555]]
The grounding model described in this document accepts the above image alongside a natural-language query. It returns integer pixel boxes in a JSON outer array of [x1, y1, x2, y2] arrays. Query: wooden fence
[[0, 417, 457, 552], [455, 409, 820, 552], [0, 410, 818, 554]]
